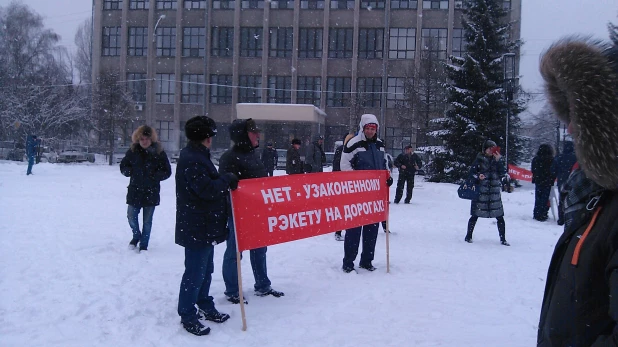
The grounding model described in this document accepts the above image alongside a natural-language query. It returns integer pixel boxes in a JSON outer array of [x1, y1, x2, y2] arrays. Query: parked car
[[38, 146, 58, 163], [113, 146, 131, 164], [57, 146, 95, 163], [323, 152, 335, 167], [0, 141, 25, 161], [276, 149, 287, 169]]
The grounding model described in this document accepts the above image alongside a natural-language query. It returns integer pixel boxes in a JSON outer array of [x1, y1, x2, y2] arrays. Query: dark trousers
[[127, 205, 155, 249], [27, 155, 35, 175], [395, 174, 415, 202], [222, 216, 271, 296], [466, 216, 506, 240], [343, 223, 379, 269], [534, 185, 552, 220], [178, 246, 216, 324], [266, 169, 274, 177]]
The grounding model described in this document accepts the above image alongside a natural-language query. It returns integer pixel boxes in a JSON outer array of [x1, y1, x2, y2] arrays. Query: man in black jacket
[[305, 135, 326, 173], [393, 145, 422, 204], [120, 125, 171, 252], [550, 141, 576, 225], [175, 116, 238, 336], [261, 142, 277, 176], [219, 119, 284, 304], [286, 138, 303, 174]]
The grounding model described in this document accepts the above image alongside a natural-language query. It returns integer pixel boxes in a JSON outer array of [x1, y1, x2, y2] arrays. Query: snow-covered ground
[[0, 160, 562, 346]]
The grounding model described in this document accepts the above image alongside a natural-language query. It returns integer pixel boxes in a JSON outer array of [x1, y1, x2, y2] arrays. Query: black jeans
[[534, 185, 552, 220], [395, 174, 415, 202], [466, 216, 506, 240]]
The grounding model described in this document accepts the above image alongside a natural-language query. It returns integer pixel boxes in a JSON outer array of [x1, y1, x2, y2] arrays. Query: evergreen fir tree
[[427, 0, 525, 182]]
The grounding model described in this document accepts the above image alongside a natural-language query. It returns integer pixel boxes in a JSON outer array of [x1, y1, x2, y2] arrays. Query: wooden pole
[[230, 192, 247, 331]]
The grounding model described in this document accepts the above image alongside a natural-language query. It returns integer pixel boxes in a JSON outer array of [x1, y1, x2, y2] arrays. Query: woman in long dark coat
[[464, 140, 509, 246], [531, 144, 555, 221]]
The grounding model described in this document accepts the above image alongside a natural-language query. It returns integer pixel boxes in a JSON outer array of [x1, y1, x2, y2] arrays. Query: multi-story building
[[92, 0, 521, 154]]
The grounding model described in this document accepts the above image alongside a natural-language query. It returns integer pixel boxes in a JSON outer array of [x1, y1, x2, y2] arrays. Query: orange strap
[[571, 206, 603, 266]]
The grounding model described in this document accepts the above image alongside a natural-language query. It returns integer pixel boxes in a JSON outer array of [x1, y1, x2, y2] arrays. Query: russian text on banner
[[508, 164, 533, 182], [230, 170, 389, 251]]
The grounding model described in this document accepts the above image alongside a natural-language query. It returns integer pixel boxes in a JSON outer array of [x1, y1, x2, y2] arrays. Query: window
[[297, 77, 321, 106], [156, 121, 173, 142], [156, 27, 176, 57], [211, 27, 234, 57], [102, 27, 121, 56], [127, 73, 147, 102], [358, 28, 384, 59], [452, 28, 466, 57], [422, 0, 448, 9], [267, 76, 292, 103], [298, 28, 323, 58], [104, 0, 123, 10], [239, 75, 262, 103], [326, 77, 351, 107], [213, 0, 235, 8], [128, 27, 148, 56], [387, 77, 407, 108], [183, 27, 205, 57], [241, 0, 264, 8], [361, 1, 385, 9], [157, 0, 177, 9], [181, 74, 204, 104], [210, 75, 233, 104], [301, 0, 324, 9], [357, 77, 382, 107], [330, 0, 354, 9], [454, 0, 463, 9], [269, 27, 293, 58], [184, 0, 206, 9], [270, 0, 294, 8], [240, 27, 263, 57], [328, 28, 353, 58], [391, 0, 417, 9], [389, 28, 415, 59], [503, 0, 511, 10], [156, 73, 175, 104], [130, 0, 149, 9], [421, 28, 447, 59]]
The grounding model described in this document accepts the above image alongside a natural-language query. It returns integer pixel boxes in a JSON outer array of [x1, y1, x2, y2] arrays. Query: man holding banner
[[340, 114, 393, 273], [219, 119, 285, 304]]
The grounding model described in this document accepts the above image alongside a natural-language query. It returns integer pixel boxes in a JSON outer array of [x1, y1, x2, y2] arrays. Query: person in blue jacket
[[339, 114, 393, 273], [175, 116, 239, 336], [26, 135, 40, 175]]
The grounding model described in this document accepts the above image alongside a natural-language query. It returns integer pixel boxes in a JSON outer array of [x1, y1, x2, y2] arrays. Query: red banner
[[508, 164, 533, 182], [230, 171, 390, 251]]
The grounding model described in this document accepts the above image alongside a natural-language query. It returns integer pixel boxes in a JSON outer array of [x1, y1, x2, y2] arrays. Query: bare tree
[[74, 18, 92, 85], [521, 104, 563, 161]]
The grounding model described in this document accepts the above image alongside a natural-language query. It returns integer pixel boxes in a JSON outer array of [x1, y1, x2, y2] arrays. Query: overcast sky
[[5, 0, 618, 114]]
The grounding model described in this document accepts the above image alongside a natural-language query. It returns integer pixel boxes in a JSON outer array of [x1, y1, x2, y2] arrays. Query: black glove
[[386, 176, 393, 187], [225, 173, 239, 190]]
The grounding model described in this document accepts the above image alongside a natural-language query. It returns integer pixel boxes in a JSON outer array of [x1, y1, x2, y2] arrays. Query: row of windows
[[104, 26, 466, 59], [104, 0, 510, 11], [126, 73, 414, 108]]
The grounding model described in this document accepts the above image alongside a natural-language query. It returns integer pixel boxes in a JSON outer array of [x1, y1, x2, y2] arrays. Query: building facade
[[92, 0, 521, 154]]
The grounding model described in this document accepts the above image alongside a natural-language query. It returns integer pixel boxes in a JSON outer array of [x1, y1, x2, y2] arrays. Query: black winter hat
[[291, 138, 301, 145], [185, 116, 217, 142], [484, 140, 497, 150]]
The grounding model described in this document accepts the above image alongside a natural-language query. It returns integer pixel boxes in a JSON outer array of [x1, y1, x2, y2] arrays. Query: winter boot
[[359, 263, 377, 271], [255, 288, 285, 297], [342, 265, 355, 273], [198, 309, 230, 323], [465, 217, 477, 243], [225, 295, 248, 305], [182, 321, 211, 336], [335, 232, 344, 241], [128, 239, 139, 250], [500, 239, 511, 246]]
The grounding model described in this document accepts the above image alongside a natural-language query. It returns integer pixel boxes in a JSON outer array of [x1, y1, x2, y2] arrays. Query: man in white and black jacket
[[339, 114, 393, 273]]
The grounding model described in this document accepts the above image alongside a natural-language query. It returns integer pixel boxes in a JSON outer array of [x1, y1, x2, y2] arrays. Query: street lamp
[[147, 14, 166, 125], [502, 52, 516, 167]]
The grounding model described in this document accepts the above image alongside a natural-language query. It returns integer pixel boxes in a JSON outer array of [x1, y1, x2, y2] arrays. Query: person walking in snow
[[393, 145, 423, 204], [464, 140, 510, 246], [175, 116, 238, 336], [219, 118, 284, 303], [339, 114, 393, 272], [550, 141, 576, 225], [120, 125, 171, 252], [26, 134, 40, 175], [261, 142, 277, 177], [537, 37, 618, 347], [531, 144, 556, 222]]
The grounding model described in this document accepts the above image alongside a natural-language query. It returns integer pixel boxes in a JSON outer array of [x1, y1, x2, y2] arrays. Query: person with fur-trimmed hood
[[339, 114, 393, 273], [120, 125, 171, 252], [464, 139, 509, 246], [537, 38, 618, 346]]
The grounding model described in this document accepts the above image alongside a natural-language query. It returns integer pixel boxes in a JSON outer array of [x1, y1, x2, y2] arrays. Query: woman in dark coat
[[175, 116, 238, 336], [531, 144, 556, 221], [464, 140, 509, 246], [537, 38, 618, 347], [120, 125, 171, 251]]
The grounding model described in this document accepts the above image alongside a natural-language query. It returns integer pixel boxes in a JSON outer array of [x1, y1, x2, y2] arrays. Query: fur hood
[[131, 125, 163, 154], [540, 38, 618, 190]]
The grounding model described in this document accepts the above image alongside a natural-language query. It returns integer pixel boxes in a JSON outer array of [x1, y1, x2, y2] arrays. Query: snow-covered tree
[[427, 0, 525, 182]]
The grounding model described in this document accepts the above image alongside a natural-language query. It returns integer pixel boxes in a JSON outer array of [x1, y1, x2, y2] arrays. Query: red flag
[[230, 171, 389, 251], [508, 164, 533, 182]]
